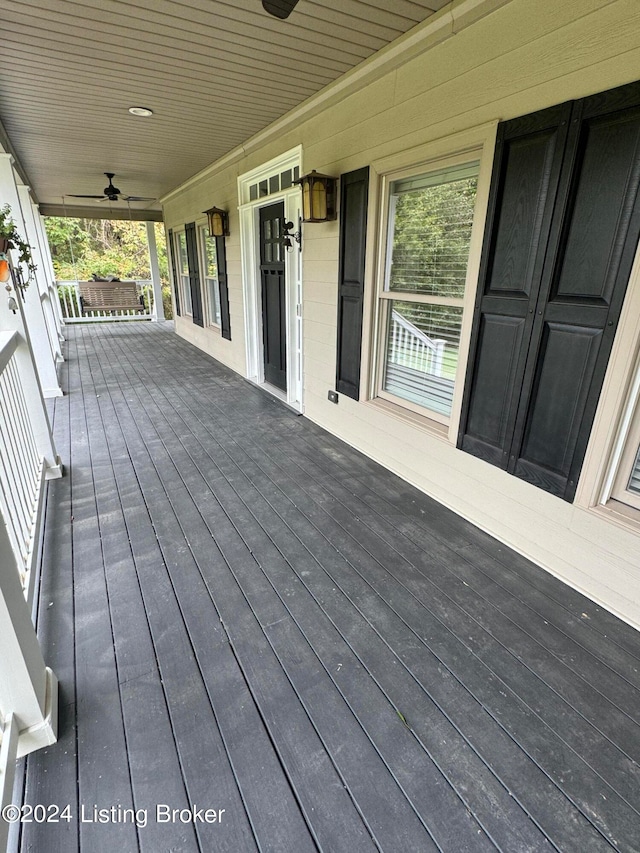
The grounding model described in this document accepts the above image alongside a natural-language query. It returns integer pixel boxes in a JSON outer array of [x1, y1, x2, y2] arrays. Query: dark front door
[[260, 202, 287, 391]]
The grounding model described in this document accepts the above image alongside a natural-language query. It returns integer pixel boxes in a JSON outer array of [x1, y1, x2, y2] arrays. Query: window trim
[[198, 223, 222, 330], [574, 220, 640, 516], [368, 126, 497, 442], [593, 330, 640, 516], [174, 229, 193, 317], [611, 401, 640, 511]]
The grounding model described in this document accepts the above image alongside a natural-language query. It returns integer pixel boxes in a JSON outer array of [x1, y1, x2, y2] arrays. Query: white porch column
[[17, 187, 63, 366], [0, 155, 62, 397], [0, 514, 58, 762], [146, 220, 165, 321], [32, 203, 65, 343]]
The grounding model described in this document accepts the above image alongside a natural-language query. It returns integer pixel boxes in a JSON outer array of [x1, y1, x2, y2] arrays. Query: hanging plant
[[0, 203, 37, 286]]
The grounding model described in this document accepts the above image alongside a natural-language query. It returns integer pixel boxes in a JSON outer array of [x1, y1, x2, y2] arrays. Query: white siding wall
[[164, 0, 640, 628]]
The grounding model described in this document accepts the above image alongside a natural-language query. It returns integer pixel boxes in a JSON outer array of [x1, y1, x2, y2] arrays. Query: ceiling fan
[[68, 173, 156, 203], [262, 0, 300, 19]]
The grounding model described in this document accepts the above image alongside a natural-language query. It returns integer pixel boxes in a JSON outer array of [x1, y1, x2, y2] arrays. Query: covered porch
[[15, 321, 640, 852]]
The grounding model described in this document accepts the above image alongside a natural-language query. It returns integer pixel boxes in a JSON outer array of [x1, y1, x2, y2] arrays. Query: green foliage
[[387, 175, 478, 381], [44, 217, 172, 318], [389, 177, 477, 298], [0, 203, 38, 284], [43, 218, 89, 267]]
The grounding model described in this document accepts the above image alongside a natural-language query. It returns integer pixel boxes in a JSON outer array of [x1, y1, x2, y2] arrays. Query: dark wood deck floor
[[17, 321, 640, 853]]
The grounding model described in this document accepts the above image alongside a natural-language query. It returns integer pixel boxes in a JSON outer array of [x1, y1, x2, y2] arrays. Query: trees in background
[[44, 218, 173, 318]]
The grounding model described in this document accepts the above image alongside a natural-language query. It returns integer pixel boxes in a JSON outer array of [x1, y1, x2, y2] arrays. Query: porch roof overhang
[[0, 0, 450, 218]]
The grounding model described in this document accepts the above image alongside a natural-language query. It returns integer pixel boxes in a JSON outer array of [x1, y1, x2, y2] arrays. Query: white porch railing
[[0, 323, 61, 851], [56, 279, 154, 321], [0, 332, 45, 601], [385, 310, 457, 417], [389, 309, 446, 376]]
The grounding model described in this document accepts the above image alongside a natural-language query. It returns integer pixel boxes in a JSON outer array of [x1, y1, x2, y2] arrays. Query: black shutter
[[185, 221, 204, 327], [458, 103, 571, 467], [216, 235, 231, 340], [167, 228, 180, 316], [460, 81, 640, 502], [336, 166, 369, 400]]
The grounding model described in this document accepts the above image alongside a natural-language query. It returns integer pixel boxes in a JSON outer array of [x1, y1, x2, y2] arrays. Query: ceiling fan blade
[[69, 174, 155, 204], [262, 0, 300, 19]]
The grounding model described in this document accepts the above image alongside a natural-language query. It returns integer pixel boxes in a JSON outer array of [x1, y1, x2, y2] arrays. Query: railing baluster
[[0, 372, 32, 546], [8, 359, 39, 483], [56, 280, 154, 322], [0, 440, 25, 567], [0, 336, 47, 588]]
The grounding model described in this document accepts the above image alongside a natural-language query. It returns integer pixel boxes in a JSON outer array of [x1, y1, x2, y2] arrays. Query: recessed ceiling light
[[128, 106, 153, 117]]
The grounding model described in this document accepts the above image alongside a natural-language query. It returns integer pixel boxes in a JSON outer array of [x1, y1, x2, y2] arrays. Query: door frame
[[239, 148, 304, 412]]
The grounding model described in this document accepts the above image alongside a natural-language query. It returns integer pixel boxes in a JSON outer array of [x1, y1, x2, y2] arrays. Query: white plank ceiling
[[0, 0, 447, 217]]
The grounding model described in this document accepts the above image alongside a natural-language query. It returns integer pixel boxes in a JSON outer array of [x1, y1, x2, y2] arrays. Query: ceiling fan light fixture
[[262, 0, 300, 19], [103, 173, 121, 196], [128, 106, 154, 117]]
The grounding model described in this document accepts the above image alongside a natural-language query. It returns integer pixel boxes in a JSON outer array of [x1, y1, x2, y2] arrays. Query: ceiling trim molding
[[39, 203, 163, 222], [0, 120, 34, 199], [160, 0, 513, 205]]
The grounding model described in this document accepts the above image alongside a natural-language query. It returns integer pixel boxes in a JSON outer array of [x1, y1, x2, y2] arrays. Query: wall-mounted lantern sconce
[[204, 207, 230, 238], [295, 171, 337, 222]]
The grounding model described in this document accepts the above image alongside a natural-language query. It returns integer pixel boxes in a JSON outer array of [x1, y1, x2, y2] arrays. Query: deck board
[[78, 337, 200, 853], [81, 327, 295, 853], [20, 321, 640, 853], [84, 322, 362, 851], [90, 327, 382, 852]]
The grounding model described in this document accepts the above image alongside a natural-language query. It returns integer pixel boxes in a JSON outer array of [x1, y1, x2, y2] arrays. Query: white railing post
[[0, 512, 58, 761], [432, 339, 446, 377], [71, 282, 81, 317], [0, 713, 19, 853], [146, 221, 165, 321]]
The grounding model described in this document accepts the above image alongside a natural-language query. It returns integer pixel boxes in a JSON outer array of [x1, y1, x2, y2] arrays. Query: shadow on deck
[[17, 322, 640, 853]]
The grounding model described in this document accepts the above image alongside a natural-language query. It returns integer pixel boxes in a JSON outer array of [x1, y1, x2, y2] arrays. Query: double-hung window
[[612, 431, 640, 512], [199, 226, 222, 327], [607, 356, 640, 516], [175, 231, 192, 315], [377, 160, 479, 424]]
